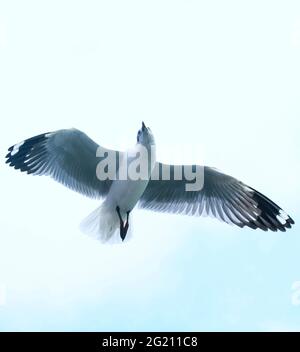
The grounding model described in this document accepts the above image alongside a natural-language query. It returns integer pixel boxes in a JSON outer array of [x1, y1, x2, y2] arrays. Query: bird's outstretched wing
[[139, 163, 294, 231], [6, 128, 119, 199]]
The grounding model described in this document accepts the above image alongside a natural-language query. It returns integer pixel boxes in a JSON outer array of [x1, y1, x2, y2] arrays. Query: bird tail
[[80, 202, 125, 244]]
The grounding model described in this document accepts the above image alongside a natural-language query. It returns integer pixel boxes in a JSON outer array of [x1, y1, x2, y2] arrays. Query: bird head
[[136, 122, 155, 146]]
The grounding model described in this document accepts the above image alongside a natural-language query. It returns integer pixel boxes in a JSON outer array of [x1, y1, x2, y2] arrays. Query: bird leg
[[116, 206, 130, 241], [116, 206, 124, 237], [123, 211, 130, 237]]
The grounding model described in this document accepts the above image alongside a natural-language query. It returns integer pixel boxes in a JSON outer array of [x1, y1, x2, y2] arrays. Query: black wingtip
[[289, 217, 295, 225], [5, 132, 50, 173], [246, 187, 295, 232]]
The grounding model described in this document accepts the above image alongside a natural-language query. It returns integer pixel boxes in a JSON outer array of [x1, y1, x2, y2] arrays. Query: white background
[[0, 1, 299, 331]]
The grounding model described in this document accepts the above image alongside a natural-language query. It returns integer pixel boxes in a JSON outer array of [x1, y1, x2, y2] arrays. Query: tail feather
[[80, 203, 131, 244]]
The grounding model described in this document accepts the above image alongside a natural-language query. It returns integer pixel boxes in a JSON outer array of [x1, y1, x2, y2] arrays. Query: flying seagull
[[6, 122, 294, 243]]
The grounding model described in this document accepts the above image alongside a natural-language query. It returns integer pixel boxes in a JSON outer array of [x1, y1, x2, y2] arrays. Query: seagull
[[6, 122, 294, 243]]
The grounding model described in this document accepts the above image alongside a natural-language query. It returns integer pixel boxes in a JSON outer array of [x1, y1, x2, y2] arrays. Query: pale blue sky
[[0, 0, 300, 331]]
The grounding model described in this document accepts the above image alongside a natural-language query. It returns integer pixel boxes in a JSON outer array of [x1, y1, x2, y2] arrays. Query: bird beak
[[142, 121, 146, 131]]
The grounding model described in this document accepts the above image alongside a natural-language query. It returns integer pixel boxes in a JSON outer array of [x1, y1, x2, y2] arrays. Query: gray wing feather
[[6, 128, 116, 199], [139, 163, 294, 232]]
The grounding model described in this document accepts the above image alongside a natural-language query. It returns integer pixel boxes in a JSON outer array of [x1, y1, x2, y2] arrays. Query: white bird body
[[106, 143, 156, 216], [83, 142, 157, 243]]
